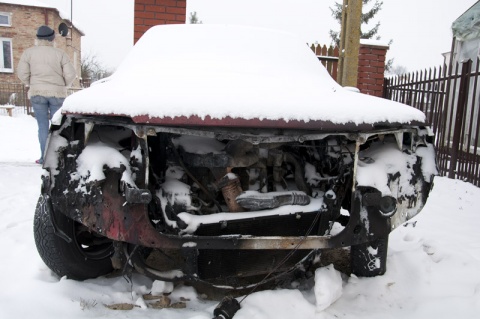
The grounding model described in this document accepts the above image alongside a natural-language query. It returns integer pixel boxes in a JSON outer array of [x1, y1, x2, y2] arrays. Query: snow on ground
[[1, 113, 480, 318]]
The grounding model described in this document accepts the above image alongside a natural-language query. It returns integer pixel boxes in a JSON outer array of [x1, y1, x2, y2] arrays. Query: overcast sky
[[39, 0, 478, 73]]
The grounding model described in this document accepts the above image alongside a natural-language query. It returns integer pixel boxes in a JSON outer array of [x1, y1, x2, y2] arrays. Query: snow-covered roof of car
[[62, 24, 425, 128]]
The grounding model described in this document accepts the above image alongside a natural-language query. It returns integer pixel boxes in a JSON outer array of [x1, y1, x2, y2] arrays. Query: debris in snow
[[169, 301, 187, 309], [149, 295, 171, 309], [104, 303, 138, 310], [141, 294, 187, 309]]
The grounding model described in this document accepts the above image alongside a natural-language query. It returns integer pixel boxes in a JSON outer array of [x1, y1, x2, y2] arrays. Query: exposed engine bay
[[41, 117, 436, 289], [155, 132, 352, 234]]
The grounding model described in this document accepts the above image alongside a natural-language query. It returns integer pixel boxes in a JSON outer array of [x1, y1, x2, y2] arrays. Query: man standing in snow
[[17, 25, 76, 164]]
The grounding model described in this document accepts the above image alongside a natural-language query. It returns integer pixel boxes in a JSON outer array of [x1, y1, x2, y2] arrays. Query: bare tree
[[387, 64, 408, 76], [80, 53, 113, 86]]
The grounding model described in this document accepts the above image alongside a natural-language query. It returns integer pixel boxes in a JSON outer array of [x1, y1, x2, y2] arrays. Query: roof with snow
[[452, 1, 480, 41], [62, 24, 425, 128]]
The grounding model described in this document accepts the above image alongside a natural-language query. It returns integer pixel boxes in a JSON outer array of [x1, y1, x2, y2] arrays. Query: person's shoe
[[35, 159, 43, 164]]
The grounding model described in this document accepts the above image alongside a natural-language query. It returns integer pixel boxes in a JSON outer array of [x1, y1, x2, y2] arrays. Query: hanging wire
[[239, 210, 322, 304]]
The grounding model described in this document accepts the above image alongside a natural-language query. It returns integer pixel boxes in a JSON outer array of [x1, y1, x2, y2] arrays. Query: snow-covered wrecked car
[[34, 25, 437, 290]]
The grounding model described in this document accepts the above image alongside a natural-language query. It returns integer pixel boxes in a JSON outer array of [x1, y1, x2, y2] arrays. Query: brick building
[[0, 1, 83, 86]]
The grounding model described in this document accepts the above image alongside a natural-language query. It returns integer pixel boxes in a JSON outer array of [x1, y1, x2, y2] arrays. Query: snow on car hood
[[63, 24, 425, 126]]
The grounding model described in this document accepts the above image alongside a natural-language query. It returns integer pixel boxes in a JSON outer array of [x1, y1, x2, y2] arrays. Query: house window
[[0, 12, 12, 27], [0, 38, 13, 73]]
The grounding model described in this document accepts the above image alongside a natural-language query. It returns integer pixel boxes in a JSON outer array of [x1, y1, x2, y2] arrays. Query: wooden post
[[338, 0, 362, 87]]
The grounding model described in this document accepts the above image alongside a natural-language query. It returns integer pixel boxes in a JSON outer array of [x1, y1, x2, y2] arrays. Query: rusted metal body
[[40, 114, 435, 287], [56, 175, 387, 251]]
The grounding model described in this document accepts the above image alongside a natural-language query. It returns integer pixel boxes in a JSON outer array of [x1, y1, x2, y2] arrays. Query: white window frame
[[0, 38, 13, 73], [0, 12, 12, 27]]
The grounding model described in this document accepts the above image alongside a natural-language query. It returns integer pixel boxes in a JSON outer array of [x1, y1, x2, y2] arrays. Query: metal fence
[[384, 58, 480, 187], [0, 82, 31, 115], [0, 83, 83, 116]]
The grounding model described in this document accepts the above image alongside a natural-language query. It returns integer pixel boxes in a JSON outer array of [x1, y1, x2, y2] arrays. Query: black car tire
[[350, 236, 388, 277], [33, 195, 114, 280]]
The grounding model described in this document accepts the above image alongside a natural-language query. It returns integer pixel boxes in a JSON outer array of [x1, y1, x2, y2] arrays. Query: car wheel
[[350, 236, 388, 277], [33, 195, 114, 280]]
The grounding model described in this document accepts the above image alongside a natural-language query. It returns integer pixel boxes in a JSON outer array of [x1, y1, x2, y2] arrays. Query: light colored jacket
[[17, 40, 76, 98]]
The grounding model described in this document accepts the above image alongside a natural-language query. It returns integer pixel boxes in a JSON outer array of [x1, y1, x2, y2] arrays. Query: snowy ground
[[1, 113, 479, 318]]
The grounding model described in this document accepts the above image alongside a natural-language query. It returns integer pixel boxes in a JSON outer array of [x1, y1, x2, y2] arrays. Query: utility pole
[[337, 0, 362, 87]]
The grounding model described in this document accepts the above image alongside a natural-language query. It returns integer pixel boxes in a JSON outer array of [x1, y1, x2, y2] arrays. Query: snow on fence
[[384, 58, 480, 187]]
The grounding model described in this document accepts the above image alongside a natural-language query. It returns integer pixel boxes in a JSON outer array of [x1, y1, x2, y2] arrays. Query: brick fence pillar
[[134, 0, 186, 44], [357, 41, 389, 97]]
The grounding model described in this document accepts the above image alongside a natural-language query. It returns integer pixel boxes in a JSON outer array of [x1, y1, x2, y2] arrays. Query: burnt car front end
[[38, 113, 436, 288], [33, 24, 437, 289]]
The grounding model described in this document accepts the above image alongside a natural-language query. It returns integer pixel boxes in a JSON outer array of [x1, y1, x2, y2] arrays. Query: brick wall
[[0, 4, 83, 87], [134, 0, 186, 43], [357, 42, 389, 97]]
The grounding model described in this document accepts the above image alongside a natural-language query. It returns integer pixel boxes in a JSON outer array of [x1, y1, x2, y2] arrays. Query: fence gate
[[384, 59, 480, 187]]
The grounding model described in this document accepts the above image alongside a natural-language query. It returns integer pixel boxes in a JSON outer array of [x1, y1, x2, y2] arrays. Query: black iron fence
[[384, 59, 480, 187]]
